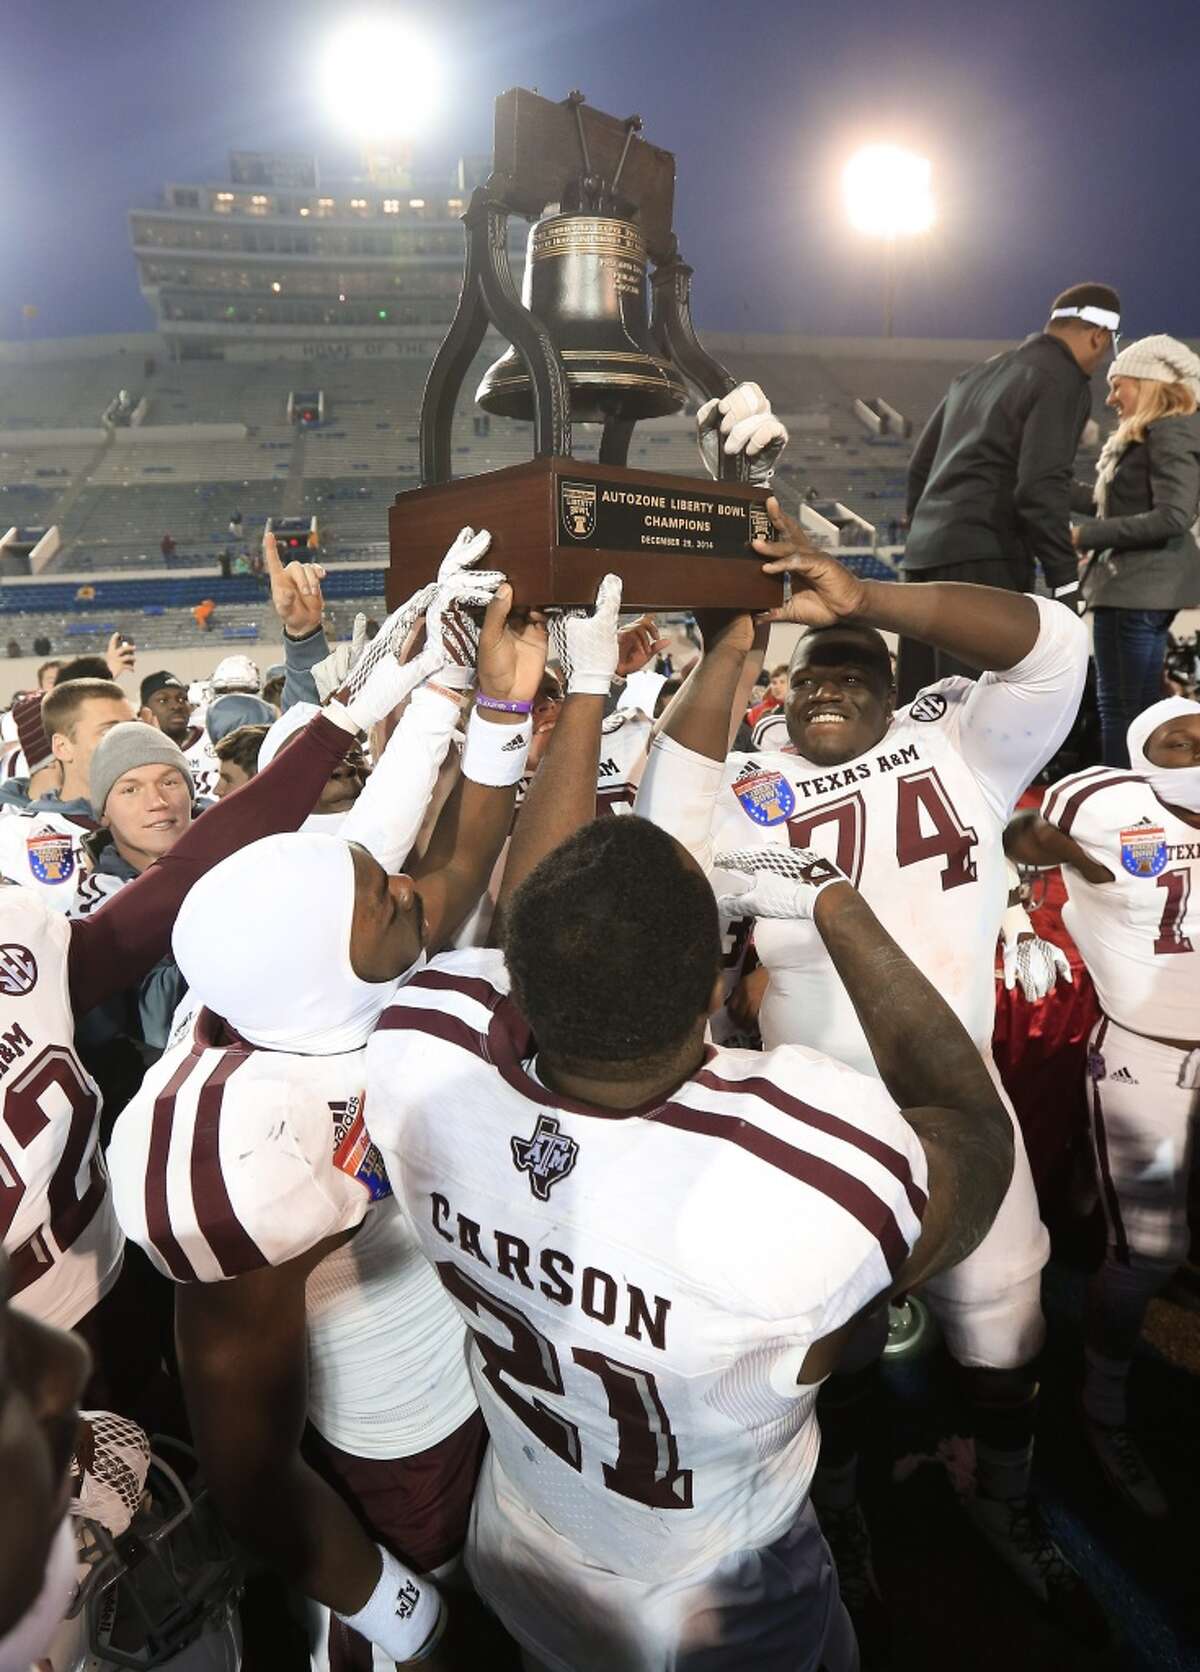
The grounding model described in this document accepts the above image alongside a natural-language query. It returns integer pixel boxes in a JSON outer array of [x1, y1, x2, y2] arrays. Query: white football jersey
[[107, 1010, 475, 1458], [0, 891, 121, 1328], [1041, 767, 1200, 1039], [750, 708, 790, 752], [636, 596, 1087, 1075], [456, 708, 655, 950], [366, 949, 927, 1580], [0, 807, 96, 914], [180, 726, 221, 800], [68, 869, 126, 918], [594, 709, 653, 816]]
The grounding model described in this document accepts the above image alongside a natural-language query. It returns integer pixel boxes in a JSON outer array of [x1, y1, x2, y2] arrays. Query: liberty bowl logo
[[1119, 822, 1167, 878]]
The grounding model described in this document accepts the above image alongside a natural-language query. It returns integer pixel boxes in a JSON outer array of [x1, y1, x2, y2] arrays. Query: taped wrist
[[334, 1547, 446, 1663]]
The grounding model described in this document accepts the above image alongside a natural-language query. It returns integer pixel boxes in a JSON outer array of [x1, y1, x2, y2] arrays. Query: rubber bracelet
[[461, 710, 531, 786], [334, 1546, 446, 1663], [475, 693, 533, 714]]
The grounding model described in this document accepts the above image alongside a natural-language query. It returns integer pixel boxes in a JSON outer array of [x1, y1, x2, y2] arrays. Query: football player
[[108, 561, 546, 1672], [1005, 695, 1200, 1518], [137, 669, 222, 800], [0, 663, 409, 1362], [361, 588, 1013, 1671], [633, 499, 1104, 1644]]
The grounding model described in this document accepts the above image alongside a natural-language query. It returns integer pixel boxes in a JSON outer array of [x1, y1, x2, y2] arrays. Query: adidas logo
[[1110, 1066, 1138, 1084], [501, 733, 527, 753]]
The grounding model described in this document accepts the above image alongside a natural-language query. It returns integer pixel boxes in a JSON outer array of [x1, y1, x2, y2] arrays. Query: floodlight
[[319, 18, 440, 143], [843, 146, 934, 239]]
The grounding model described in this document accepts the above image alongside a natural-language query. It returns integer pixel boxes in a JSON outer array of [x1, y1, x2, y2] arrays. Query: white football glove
[[426, 526, 506, 690], [341, 636, 445, 732], [312, 612, 369, 704], [559, 574, 623, 695], [435, 526, 506, 604], [697, 381, 788, 485], [1001, 905, 1073, 1002], [712, 846, 850, 921]]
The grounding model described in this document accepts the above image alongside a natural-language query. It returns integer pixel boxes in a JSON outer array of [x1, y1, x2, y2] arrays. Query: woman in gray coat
[[1072, 334, 1200, 765]]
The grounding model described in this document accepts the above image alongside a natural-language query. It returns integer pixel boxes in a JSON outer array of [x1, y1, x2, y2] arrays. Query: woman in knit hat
[[1072, 334, 1200, 764]]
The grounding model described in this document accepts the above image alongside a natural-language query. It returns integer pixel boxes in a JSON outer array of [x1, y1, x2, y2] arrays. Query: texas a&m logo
[[511, 1114, 579, 1200], [393, 1577, 421, 1620]]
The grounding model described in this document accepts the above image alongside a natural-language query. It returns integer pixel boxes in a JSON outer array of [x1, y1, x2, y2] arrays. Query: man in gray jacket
[[899, 282, 1121, 700]]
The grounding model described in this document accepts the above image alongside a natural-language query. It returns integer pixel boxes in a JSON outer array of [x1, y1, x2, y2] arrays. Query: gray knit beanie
[[1110, 334, 1200, 398], [90, 722, 194, 818]]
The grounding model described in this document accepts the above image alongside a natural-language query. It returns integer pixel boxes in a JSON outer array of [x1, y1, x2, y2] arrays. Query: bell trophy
[[387, 88, 782, 611]]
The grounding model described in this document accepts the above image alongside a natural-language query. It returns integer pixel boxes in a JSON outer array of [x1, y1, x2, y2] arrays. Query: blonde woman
[[1072, 334, 1200, 764]]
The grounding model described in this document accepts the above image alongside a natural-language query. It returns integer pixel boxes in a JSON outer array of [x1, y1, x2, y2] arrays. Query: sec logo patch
[[908, 692, 948, 723], [733, 768, 796, 827], [0, 945, 37, 995]]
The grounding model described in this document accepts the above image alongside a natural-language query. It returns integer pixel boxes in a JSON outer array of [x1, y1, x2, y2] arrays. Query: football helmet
[[50, 1415, 242, 1672]]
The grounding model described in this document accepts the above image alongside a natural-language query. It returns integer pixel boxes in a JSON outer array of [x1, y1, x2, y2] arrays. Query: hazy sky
[[3, 0, 1196, 343]]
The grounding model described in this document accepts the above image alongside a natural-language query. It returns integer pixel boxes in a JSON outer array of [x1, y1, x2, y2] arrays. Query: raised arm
[[493, 575, 622, 928], [67, 709, 357, 1014], [263, 529, 329, 710], [755, 496, 1044, 671], [713, 850, 1012, 1295], [410, 587, 547, 950]]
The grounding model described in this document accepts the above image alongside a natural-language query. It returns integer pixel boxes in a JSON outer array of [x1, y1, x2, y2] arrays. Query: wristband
[[462, 710, 532, 786], [437, 663, 474, 692], [335, 1546, 446, 1662], [476, 693, 533, 714], [424, 680, 469, 706]]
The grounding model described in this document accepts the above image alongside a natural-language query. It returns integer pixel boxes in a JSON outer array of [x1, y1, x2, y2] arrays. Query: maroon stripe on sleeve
[[375, 1004, 492, 1059], [1040, 768, 1108, 827], [400, 968, 504, 1011], [1052, 774, 1144, 836], [145, 1053, 205, 1283], [189, 1051, 267, 1278], [650, 1101, 911, 1274], [693, 1067, 927, 1219]]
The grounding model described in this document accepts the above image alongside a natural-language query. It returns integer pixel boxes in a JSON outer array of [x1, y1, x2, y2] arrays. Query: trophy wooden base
[[387, 456, 784, 611]]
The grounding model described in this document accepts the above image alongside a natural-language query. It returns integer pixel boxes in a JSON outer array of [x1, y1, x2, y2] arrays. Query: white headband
[[1050, 305, 1120, 332]]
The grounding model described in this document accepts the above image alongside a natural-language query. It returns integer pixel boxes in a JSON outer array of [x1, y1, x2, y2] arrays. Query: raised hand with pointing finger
[[264, 526, 327, 639]]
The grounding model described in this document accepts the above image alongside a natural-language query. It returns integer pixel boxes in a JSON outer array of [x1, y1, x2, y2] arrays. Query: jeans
[[1091, 606, 1175, 767]]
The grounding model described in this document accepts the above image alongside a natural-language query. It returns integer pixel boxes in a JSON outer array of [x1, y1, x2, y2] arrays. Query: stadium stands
[[0, 331, 1115, 650]]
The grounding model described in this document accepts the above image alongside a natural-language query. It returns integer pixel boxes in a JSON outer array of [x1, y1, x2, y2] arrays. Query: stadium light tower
[[318, 18, 441, 176], [843, 145, 934, 338]]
